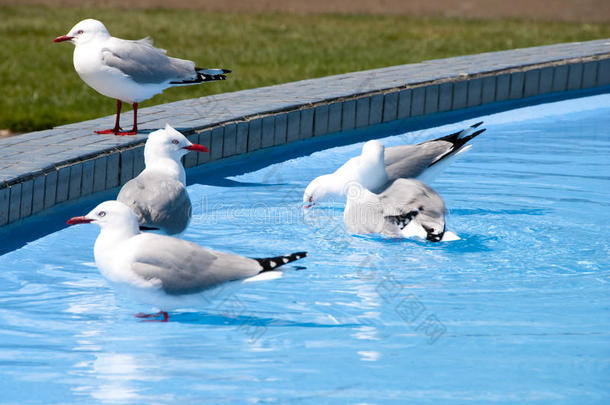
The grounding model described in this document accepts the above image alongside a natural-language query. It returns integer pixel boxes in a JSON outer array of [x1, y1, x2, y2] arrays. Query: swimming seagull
[[67, 200, 307, 322], [343, 180, 459, 242], [54, 19, 231, 135], [117, 124, 208, 234], [303, 122, 485, 207]]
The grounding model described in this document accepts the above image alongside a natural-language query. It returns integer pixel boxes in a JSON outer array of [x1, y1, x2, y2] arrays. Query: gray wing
[[379, 179, 446, 236], [101, 37, 196, 84], [384, 142, 452, 181], [384, 123, 486, 181], [117, 172, 191, 234], [131, 234, 262, 295]]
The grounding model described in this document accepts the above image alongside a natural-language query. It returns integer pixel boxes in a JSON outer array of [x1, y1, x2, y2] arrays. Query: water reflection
[[71, 328, 169, 404]]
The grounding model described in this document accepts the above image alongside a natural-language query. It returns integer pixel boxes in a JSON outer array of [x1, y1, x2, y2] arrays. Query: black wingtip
[[470, 128, 486, 138], [198, 73, 228, 82], [428, 125, 486, 166], [459, 127, 486, 144], [170, 69, 230, 85], [254, 251, 308, 272], [194, 67, 232, 74], [431, 123, 486, 145], [139, 225, 160, 231], [423, 225, 445, 242]]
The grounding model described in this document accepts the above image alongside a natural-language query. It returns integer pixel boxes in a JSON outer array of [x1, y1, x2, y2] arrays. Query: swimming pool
[[0, 94, 609, 403]]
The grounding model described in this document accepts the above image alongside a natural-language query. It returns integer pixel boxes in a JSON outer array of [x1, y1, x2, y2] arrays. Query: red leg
[[115, 102, 138, 136], [135, 311, 169, 322], [95, 100, 123, 134], [132, 102, 138, 133]]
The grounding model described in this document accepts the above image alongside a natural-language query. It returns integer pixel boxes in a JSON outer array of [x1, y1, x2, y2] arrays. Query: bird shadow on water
[[449, 207, 548, 216], [190, 177, 290, 188], [161, 311, 359, 329], [438, 233, 497, 253], [351, 232, 496, 253]]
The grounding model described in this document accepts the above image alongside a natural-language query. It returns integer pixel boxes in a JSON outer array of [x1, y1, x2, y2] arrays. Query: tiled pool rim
[[1, 39, 609, 228]]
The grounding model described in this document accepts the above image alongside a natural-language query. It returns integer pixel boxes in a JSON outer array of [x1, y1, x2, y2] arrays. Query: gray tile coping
[[1, 39, 609, 227]]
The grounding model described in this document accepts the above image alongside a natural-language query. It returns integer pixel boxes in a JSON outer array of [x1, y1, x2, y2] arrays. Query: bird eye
[[98, 211, 106, 217], [77, 30, 84, 34], [171, 139, 179, 145], [308, 196, 313, 202]]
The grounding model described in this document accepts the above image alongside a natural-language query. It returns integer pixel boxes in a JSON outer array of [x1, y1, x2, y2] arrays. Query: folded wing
[[131, 235, 262, 295], [117, 172, 191, 234], [101, 37, 196, 84]]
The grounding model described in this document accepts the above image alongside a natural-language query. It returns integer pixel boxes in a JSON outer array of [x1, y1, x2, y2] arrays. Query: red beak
[[67, 216, 94, 225], [183, 144, 209, 152], [54, 35, 74, 43]]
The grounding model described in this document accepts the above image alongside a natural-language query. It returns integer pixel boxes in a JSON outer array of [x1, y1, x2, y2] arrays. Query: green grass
[[1, 5, 609, 133]]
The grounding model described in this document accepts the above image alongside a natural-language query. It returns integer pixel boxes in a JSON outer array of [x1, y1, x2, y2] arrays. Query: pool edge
[[1, 39, 609, 228]]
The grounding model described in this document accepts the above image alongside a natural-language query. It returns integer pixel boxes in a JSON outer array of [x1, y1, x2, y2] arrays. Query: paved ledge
[[1, 39, 610, 227]]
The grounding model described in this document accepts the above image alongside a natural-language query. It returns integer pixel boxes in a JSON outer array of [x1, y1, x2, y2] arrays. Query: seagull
[[54, 19, 231, 135], [343, 179, 459, 242], [117, 124, 208, 234], [303, 122, 485, 207], [67, 200, 307, 321]]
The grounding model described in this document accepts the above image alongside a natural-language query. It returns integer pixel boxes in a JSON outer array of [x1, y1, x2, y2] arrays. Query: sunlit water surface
[[1, 94, 609, 403]]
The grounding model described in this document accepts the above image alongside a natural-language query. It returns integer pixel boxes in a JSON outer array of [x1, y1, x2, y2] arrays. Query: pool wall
[[1, 39, 609, 228]]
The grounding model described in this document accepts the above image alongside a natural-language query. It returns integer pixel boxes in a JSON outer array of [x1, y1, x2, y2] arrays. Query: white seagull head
[[361, 139, 385, 162], [302, 174, 342, 208], [67, 200, 140, 235], [54, 19, 110, 46], [145, 124, 209, 164]]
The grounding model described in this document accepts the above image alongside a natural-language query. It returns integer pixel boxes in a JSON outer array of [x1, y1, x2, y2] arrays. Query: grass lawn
[[1, 5, 609, 133]]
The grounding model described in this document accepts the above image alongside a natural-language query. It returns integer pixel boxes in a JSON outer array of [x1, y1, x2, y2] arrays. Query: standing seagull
[[303, 122, 485, 207], [54, 19, 231, 135], [117, 124, 208, 234], [67, 201, 307, 321], [343, 180, 459, 242]]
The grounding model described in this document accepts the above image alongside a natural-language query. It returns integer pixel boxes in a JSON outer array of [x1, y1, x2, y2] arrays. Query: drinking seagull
[[343, 179, 459, 242], [303, 122, 485, 207], [67, 200, 307, 322], [54, 19, 231, 135], [117, 124, 208, 234]]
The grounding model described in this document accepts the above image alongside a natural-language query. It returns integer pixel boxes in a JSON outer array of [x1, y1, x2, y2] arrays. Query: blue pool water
[[1, 94, 609, 403]]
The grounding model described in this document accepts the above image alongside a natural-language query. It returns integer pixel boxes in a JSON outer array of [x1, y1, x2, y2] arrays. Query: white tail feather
[[441, 231, 460, 241], [243, 271, 283, 283]]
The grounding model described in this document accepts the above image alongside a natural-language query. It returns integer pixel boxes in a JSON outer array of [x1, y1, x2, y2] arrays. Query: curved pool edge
[[1, 39, 609, 230]]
